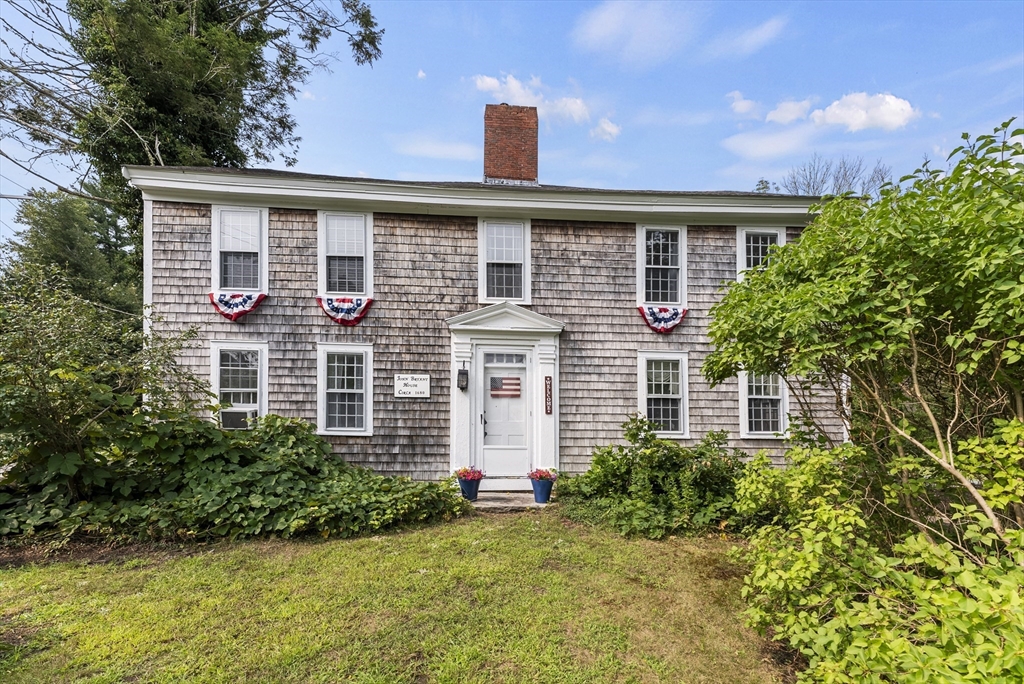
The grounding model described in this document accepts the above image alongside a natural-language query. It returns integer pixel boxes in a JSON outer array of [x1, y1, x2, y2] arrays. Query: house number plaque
[[545, 376, 553, 415], [394, 374, 430, 398]]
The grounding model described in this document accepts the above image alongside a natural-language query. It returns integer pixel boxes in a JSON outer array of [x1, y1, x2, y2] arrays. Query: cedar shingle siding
[[151, 201, 845, 479]]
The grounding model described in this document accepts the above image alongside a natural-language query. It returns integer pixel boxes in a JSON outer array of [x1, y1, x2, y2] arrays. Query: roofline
[[122, 165, 817, 224]]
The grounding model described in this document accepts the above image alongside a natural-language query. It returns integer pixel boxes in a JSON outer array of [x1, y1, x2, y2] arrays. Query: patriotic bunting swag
[[316, 296, 373, 326], [638, 306, 687, 334], [209, 292, 268, 321]]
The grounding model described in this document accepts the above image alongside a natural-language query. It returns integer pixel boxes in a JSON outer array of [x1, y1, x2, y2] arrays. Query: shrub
[[733, 434, 1024, 683], [557, 415, 745, 538], [1, 414, 470, 540], [0, 263, 469, 541]]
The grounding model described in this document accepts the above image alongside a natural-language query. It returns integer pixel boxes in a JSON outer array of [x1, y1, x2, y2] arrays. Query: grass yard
[[1, 510, 787, 683]]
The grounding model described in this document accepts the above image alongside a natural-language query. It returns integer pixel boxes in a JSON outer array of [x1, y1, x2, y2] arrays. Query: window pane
[[748, 398, 781, 433], [645, 267, 678, 303], [486, 223, 524, 263], [486, 263, 523, 299], [220, 252, 259, 290], [327, 255, 364, 293], [327, 392, 364, 429], [326, 214, 365, 256], [748, 374, 781, 398], [647, 398, 680, 432], [219, 350, 258, 406], [745, 232, 778, 269], [484, 353, 526, 364], [327, 353, 364, 391], [647, 360, 680, 396], [219, 211, 260, 252], [646, 230, 679, 267]]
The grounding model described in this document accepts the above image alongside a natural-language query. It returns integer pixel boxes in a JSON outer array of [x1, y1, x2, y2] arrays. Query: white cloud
[[766, 99, 812, 124], [726, 91, 759, 117], [472, 74, 590, 124], [721, 124, 817, 160], [590, 118, 622, 142], [417, 69, 426, 79], [810, 93, 919, 132], [394, 136, 480, 161], [572, 1, 696, 68], [300, 90, 316, 101], [706, 17, 787, 59]]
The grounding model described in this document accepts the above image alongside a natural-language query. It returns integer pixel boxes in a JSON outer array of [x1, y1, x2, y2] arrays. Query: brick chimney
[[483, 103, 538, 185]]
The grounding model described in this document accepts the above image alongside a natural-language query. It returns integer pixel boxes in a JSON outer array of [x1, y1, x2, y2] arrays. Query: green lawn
[[1, 510, 785, 683]]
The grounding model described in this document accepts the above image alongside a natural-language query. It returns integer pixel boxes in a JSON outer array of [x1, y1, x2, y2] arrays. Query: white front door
[[479, 352, 530, 477]]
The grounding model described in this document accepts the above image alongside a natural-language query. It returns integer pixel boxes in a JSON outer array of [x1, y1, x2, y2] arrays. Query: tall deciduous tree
[[706, 120, 1024, 544], [1, 0, 383, 239], [768, 153, 892, 198]]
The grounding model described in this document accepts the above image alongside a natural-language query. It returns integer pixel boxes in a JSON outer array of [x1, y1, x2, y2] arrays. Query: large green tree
[[1, 0, 383, 240], [705, 119, 1024, 542]]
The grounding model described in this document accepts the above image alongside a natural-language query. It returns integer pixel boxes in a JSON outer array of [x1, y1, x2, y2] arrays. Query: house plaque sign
[[394, 374, 430, 398], [545, 376, 553, 414]]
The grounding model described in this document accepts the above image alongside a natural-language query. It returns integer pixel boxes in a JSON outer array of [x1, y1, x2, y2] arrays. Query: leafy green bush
[[0, 263, 468, 541], [733, 432, 1024, 683], [557, 416, 745, 538], [1, 414, 470, 540]]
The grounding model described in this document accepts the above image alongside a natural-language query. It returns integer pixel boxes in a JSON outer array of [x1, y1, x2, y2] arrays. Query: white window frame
[[317, 210, 374, 297], [210, 205, 270, 293], [636, 225, 687, 307], [736, 227, 786, 281], [738, 371, 789, 439], [478, 218, 532, 304], [637, 350, 690, 438], [210, 340, 269, 417], [317, 343, 374, 437]]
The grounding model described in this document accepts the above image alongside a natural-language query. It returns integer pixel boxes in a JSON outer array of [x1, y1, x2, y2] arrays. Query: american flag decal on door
[[490, 377, 521, 398]]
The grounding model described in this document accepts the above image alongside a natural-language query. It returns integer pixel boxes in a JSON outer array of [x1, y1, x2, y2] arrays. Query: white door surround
[[447, 302, 563, 491]]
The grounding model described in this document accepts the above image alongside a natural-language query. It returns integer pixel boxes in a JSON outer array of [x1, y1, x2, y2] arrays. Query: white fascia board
[[122, 167, 815, 224]]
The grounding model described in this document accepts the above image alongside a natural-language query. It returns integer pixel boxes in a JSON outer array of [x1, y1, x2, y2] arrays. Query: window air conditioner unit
[[221, 409, 258, 430]]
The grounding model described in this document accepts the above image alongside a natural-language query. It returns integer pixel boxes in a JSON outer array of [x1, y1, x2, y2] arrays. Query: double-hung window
[[319, 211, 373, 296], [740, 372, 787, 437], [737, 227, 785, 279], [637, 351, 689, 436], [210, 341, 268, 429], [637, 226, 686, 306], [212, 206, 268, 292], [479, 219, 531, 303], [317, 343, 373, 436]]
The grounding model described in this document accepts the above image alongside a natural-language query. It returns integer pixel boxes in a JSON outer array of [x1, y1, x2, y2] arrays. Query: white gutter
[[122, 166, 815, 224]]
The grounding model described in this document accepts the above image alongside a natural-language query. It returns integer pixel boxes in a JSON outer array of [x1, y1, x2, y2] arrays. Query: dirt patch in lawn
[[0, 539, 210, 570]]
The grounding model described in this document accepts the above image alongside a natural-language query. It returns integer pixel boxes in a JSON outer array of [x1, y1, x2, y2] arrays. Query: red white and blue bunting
[[638, 306, 687, 334], [209, 292, 268, 321], [316, 296, 373, 326]]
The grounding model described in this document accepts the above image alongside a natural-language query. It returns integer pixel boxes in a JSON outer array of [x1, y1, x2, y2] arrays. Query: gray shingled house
[[125, 104, 844, 491]]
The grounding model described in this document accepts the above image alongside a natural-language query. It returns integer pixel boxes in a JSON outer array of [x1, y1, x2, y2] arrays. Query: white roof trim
[[446, 302, 565, 334], [122, 166, 814, 224]]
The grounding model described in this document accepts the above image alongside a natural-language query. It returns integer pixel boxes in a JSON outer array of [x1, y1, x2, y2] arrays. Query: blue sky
[[1, 0, 1022, 240]]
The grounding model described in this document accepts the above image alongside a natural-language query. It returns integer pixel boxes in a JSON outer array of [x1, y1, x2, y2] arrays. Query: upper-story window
[[739, 371, 788, 438], [737, 227, 785, 279], [478, 219, 531, 304], [212, 206, 269, 292], [318, 211, 373, 296], [636, 225, 686, 306]]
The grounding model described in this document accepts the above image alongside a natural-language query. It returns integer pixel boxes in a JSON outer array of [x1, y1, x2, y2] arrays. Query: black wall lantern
[[457, 367, 469, 391]]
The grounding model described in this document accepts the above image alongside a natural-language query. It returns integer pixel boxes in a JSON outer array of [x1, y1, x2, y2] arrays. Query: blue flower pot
[[531, 478, 553, 504], [458, 478, 480, 501]]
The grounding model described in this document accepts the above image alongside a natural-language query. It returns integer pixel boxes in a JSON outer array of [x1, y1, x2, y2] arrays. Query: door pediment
[[446, 302, 564, 336]]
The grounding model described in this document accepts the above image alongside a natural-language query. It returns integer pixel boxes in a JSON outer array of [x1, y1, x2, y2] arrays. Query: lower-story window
[[317, 343, 373, 436], [637, 350, 689, 436], [210, 341, 268, 430], [741, 372, 787, 437]]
